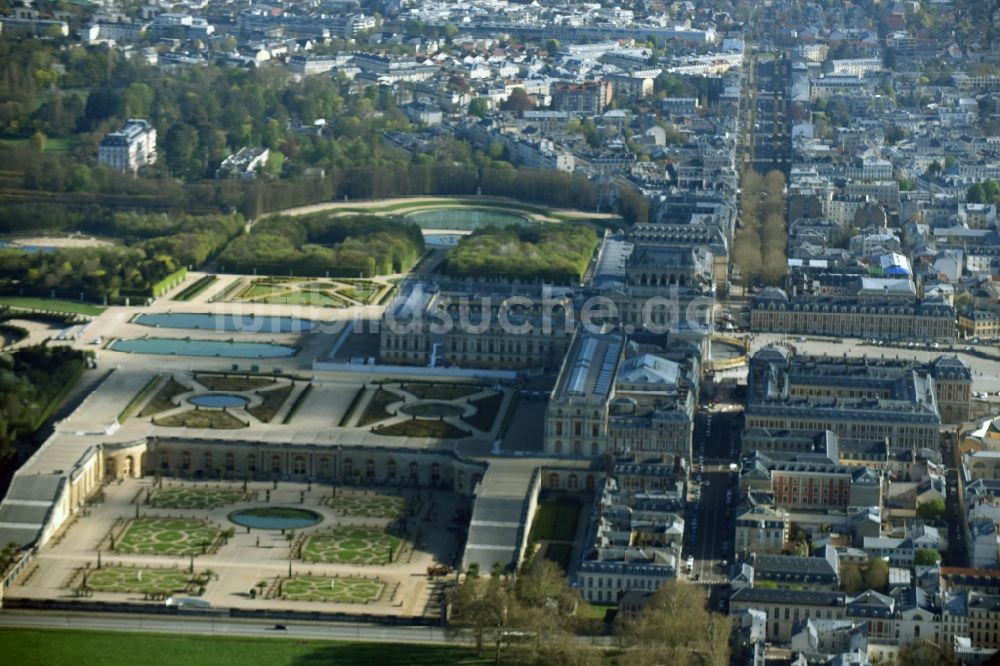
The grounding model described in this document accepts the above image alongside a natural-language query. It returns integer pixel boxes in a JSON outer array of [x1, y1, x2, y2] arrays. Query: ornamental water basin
[[188, 394, 248, 409], [228, 507, 323, 530]]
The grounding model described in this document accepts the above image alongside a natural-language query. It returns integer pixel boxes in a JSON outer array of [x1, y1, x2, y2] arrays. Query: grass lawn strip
[[0, 296, 105, 316], [0, 628, 488, 666]]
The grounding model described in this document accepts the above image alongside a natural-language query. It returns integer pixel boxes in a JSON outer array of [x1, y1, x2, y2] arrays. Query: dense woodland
[[0, 345, 88, 462], [218, 214, 424, 277], [445, 224, 599, 284]]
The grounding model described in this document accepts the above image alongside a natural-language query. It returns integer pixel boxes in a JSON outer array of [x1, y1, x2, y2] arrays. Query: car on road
[[273, 624, 288, 631]]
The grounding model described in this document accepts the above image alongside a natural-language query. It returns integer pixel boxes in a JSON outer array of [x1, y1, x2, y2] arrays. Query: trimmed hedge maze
[[324, 493, 408, 519], [84, 567, 207, 595], [150, 487, 246, 510], [301, 527, 402, 565], [115, 518, 221, 557], [279, 575, 383, 603]]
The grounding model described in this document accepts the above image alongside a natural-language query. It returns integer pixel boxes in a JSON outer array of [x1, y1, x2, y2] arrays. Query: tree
[[446, 575, 509, 659], [896, 640, 954, 665], [863, 557, 889, 592], [468, 98, 489, 118], [916, 498, 946, 522], [616, 580, 730, 666], [841, 563, 864, 593], [914, 549, 942, 566], [501, 88, 534, 116]]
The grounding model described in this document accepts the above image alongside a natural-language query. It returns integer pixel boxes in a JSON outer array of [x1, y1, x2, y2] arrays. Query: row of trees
[[0, 345, 88, 462], [218, 214, 424, 277], [445, 225, 599, 284], [448, 561, 731, 666], [732, 169, 787, 286]]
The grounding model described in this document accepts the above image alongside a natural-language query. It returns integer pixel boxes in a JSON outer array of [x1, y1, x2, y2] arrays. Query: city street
[[686, 410, 741, 588]]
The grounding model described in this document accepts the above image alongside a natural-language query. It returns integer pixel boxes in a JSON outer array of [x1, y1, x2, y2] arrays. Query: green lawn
[[0, 296, 105, 316], [0, 629, 487, 666], [530, 499, 581, 542]]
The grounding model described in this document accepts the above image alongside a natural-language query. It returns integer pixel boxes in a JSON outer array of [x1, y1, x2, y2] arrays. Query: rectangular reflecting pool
[[109, 337, 296, 358], [133, 312, 315, 333]]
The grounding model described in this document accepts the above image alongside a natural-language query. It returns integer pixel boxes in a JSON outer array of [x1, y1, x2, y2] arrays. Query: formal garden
[[301, 527, 402, 565], [149, 487, 247, 510], [321, 492, 409, 519], [114, 517, 222, 557], [354, 384, 506, 438], [81, 566, 211, 596], [131, 372, 296, 428], [277, 575, 384, 604]]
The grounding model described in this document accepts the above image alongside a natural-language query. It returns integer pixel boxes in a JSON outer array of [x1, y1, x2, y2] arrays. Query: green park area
[[0, 629, 486, 666], [82, 566, 209, 596], [301, 527, 402, 565], [150, 487, 246, 510], [115, 517, 222, 557], [279, 575, 383, 603]]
